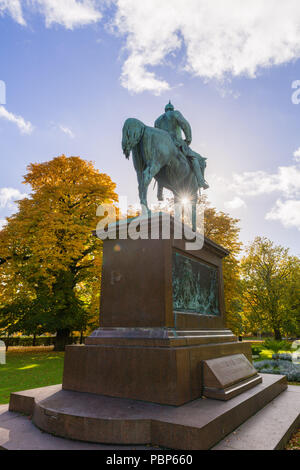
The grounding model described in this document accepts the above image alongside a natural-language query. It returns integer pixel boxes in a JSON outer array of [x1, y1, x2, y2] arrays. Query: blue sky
[[0, 1, 300, 255]]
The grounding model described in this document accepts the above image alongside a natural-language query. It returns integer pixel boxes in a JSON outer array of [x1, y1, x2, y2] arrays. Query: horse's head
[[122, 118, 145, 159]]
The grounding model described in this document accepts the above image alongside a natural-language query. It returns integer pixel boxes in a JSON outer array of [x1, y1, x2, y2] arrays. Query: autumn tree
[[241, 237, 300, 340], [202, 202, 244, 335], [0, 155, 118, 350]]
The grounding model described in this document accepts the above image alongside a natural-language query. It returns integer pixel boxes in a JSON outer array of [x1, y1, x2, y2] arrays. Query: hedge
[[0, 335, 86, 348]]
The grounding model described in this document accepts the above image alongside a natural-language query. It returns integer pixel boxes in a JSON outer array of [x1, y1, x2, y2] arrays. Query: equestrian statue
[[122, 101, 209, 230]]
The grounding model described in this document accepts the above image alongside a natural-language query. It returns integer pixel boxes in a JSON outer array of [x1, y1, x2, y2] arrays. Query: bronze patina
[[122, 101, 209, 230]]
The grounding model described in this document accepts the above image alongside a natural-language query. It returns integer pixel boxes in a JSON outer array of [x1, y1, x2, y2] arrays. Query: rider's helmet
[[165, 100, 174, 112]]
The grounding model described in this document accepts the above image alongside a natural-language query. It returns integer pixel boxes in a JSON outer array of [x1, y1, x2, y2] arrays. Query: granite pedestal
[[63, 216, 258, 405], [8, 374, 289, 450], [8, 215, 290, 449]]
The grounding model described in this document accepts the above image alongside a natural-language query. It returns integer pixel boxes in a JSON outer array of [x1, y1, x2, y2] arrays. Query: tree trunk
[[33, 333, 36, 347], [54, 328, 70, 351], [274, 328, 282, 341]]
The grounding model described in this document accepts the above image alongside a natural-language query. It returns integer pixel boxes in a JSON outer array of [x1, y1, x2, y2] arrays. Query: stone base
[[8, 374, 288, 450], [63, 328, 253, 406], [203, 375, 263, 401]]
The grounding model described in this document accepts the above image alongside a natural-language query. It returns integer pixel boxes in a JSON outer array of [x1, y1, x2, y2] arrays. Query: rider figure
[[154, 101, 209, 199]]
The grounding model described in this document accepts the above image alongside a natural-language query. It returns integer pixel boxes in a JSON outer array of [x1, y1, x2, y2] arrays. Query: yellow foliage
[[0, 155, 118, 336], [203, 201, 244, 334]]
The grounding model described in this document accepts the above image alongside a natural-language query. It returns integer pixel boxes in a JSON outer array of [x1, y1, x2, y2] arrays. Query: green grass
[[0, 350, 64, 404]]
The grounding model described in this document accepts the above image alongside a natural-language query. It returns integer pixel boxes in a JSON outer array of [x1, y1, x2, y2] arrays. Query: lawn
[[0, 350, 64, 404]]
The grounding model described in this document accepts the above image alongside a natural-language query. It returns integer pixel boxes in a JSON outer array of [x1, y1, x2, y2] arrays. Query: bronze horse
[[122, 118, 199, 229]]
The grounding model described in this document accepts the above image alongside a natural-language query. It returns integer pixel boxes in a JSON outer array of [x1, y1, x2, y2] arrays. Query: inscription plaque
[[172, 251, 220, 315], [202, 353, 262, 400]]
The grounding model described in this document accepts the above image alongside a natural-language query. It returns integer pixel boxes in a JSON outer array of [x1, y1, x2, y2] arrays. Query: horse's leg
[[174, 195, 182, 222], [157, 182, 164, 201], [136, 171, 144, 208], [136, 168, 152, 217], [132, 146, 148, 214], [192, 201, 196, 232], [141, 162, 161, 211], [191, 193, 198, 232]]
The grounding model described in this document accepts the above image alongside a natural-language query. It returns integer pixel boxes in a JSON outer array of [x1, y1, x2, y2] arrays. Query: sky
[[0, 0, 299, 256]]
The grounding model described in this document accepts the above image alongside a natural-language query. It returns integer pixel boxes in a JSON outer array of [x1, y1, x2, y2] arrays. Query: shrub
[[251, 344, 263, 355], [262, 339, 292, 354], [254, 359, 278, 369], [0, 335, 85, 348], [254, 359, 300, 382], [272, 353, 292, 361]]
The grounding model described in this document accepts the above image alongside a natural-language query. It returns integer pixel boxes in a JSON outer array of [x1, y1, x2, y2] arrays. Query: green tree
[[241, 237, 300, 340]]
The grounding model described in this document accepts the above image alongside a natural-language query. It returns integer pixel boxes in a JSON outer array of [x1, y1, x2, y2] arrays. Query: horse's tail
[[122, 118, 145, 159]]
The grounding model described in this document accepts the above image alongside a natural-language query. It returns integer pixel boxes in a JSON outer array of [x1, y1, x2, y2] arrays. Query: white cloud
[[59, 124, 75, 138], [112, 0, 300, 94], [293, 147, 300, 162], [224, 197, 246, 210], [120, 54, 170, 95], [3, 2, 300, 94], [266, 199, 300, 231], [228, 150, 300, 231], [0, 0, 103, 29], [0, 0, 25, 25], [31, 0, 102, 29], [0, 106, 33, 134], [0, 218, 7, 230], [0, 188, 27, 209], [230, 166, 300, 197]]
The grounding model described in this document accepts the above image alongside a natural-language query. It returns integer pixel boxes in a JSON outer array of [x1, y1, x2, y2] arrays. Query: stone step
[[0, 404, 156, 450], [203, 374, 262, 401], [213, 385, 300, 450], [3, 379, 299, 450], [8, 374, 289, 450]]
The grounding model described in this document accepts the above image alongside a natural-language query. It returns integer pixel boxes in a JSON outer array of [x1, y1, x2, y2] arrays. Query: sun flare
[[180, 196, 190, 206]]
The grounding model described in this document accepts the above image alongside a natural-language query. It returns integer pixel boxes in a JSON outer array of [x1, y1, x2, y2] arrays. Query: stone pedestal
[[62, 215, 256, 405], [9, 214, 291, 449], [8, 374, 289, 450]]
